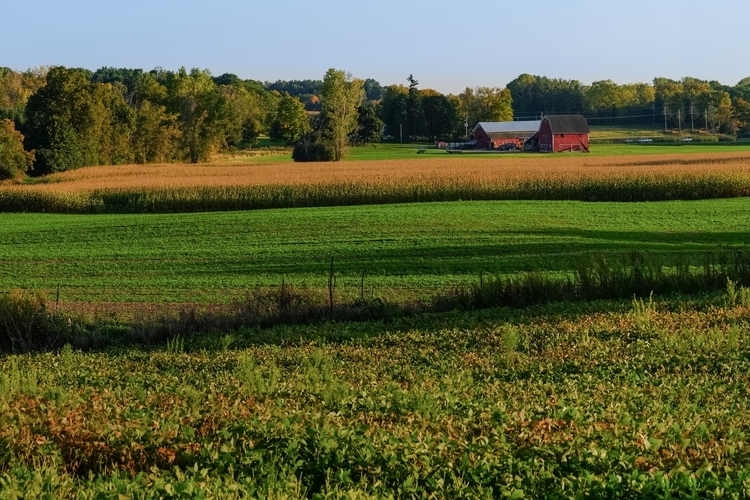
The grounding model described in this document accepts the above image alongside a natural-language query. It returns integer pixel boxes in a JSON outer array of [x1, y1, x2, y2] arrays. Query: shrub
[[292, 136, 334, 162]]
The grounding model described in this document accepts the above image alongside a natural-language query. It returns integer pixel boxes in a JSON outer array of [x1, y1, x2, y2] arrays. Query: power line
[[586, 113, 657, 121], [514, 112, 658, 121]]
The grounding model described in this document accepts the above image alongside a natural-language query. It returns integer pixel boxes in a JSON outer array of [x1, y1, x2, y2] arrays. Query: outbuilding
[[527, 115, 590, 152], [472, 121, 541, 150]]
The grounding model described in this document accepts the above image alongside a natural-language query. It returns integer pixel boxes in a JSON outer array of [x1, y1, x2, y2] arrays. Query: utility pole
[[705, 108, 709, 133], [663, 107, 668, 132], [399, 123, 403, 147], [690, 106, 695, 132], [678, 109, 681, 133]]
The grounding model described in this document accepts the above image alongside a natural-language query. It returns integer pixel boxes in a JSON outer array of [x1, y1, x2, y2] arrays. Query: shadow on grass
[[2, 247, 749, 354]]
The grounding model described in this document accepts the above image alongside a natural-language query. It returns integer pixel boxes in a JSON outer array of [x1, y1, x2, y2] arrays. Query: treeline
[[378, 76, 512, 143], [264, 78, 384, 109], [0, 66, 307, 177], [3, 66, 750, 179], [507, 74, 750, 132], [0, 66, 515, 177]]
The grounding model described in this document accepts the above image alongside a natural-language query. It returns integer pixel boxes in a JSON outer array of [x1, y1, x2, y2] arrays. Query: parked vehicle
[[637, 138, 653, 143], [624, 139, 634, 143], [681, 137, 692, 142], [500, 142, 517, 151]]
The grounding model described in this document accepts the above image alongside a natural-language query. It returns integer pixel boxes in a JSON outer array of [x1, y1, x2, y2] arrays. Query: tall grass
[[464, 248, 750, 309], [0, 291, 65, 352], [3, 248, 749, 352], [123, 247, 750, 346]]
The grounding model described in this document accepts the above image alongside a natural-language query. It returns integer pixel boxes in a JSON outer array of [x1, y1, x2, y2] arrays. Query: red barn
[[472, 121, 541, 150], [528, 115, 590, 152]]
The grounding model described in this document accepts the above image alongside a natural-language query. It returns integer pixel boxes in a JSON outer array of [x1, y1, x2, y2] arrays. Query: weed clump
[[0, 290, 64, 352]]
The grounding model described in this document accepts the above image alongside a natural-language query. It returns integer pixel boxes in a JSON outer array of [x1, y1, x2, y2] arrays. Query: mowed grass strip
[[0, 198, 748, 304], [217, 141, 750, 162]]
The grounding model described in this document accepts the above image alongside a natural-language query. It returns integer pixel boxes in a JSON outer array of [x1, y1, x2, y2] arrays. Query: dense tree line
[[378, 77, 512, 143], [0, 66, 309, 176], [0, 66, 390, 175], [2, 65, 750, 178], [506, 74, 750, 135]]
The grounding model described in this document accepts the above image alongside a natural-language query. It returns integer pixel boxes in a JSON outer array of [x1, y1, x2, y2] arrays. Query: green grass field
[[1, 198, 748, 303], [212, 141, 750, 164], [588, 124, 719, 139], [370, 141, 750, 158]]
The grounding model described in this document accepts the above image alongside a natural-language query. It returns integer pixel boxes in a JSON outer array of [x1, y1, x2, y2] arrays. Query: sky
[[4, 0, 750, 94]]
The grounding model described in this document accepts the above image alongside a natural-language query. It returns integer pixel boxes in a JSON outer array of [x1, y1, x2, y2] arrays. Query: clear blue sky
[[4, 0, 749, 94]]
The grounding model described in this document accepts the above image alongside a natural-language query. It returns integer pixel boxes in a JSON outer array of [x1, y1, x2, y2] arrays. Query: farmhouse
[[472, 121, 541, 150], [527, 115, 590, 152]]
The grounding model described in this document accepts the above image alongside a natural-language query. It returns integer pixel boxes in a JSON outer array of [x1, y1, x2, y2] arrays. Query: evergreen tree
[[405, 75, 423, 141]]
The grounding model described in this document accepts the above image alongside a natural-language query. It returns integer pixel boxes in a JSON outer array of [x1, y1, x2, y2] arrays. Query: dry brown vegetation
[[9, 152, 750, 192], [2, 152, 750, 213]]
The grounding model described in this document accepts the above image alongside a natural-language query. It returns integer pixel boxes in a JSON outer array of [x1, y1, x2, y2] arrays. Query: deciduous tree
[[459, 86, 513, 125], [320, 68, 364, 161], [220, 84, 266, 147], [24, 67, 99, 173], [132, 100, 179, 164], [654, 77, 683, 126], [363, 78, 384, 101], [354, 101, 383, 144], [421, 92, 461, 141], [735, 98, 750, 137], [269, 92, 310, 144], [377, 85, 408, 140], [167, 68, 228, 163], [0, 119, 34, 179], [507, 74, 584, 118], [0, 67, 47, 124], [90, 82, 136, 165]]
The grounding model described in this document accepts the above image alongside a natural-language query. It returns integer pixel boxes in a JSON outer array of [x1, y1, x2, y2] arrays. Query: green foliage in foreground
[[2, 293, 750, 497], [0, 199, 749, 303]]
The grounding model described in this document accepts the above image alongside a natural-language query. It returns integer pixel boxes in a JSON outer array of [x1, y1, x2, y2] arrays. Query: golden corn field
[[2, 152, 750, 212], [10, 152, 750, 189]]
